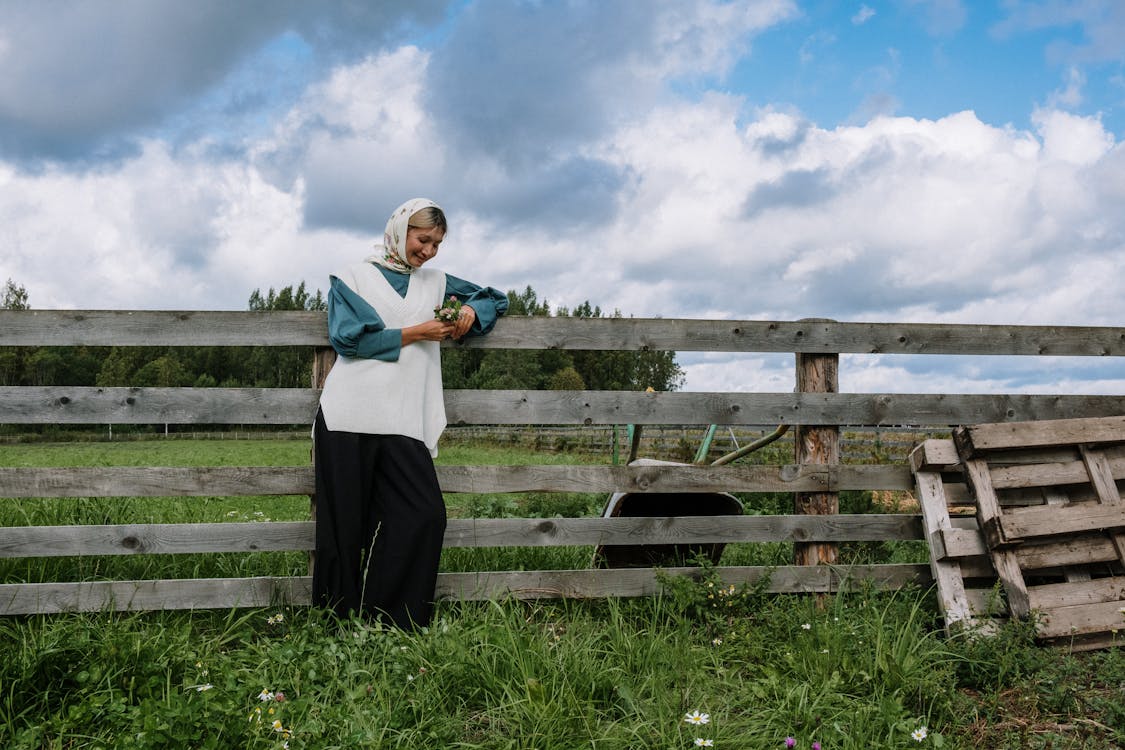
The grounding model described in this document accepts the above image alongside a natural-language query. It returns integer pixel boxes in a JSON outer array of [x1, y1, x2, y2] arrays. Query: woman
[[314, 198, 508, 627]]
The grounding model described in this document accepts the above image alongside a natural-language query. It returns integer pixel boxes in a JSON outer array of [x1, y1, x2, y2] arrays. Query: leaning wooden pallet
[[910, 439, 1008, 635], [952, 416, 1125, 651]]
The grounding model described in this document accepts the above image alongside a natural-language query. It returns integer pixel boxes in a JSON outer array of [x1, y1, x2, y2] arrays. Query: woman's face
[[404, 225, 445, 268]]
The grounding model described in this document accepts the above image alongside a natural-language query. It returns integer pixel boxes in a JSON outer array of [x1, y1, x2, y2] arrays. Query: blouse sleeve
[[445, 274, 510, 337], [327, 276, 403, 361]]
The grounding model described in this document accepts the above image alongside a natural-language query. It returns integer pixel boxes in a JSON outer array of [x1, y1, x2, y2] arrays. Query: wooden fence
[[1, 311, 1123, 614]]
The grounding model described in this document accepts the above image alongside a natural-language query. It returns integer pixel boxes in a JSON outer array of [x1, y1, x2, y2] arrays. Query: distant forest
[[0, 279, 683, 393]]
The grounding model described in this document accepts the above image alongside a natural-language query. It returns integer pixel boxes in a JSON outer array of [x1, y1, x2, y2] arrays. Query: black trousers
[[312, 409, 447, 628]]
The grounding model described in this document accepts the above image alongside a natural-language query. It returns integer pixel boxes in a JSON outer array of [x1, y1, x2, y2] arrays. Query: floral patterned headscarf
[[366, 198, 443, 274]]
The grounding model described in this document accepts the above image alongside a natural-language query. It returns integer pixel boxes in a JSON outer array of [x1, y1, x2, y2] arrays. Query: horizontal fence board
[[0, 522, 313, 557], [0, 310, 329, 347], [439, 514, 924, 547], [0, 515, 924, 557], [0, 564, 931, 613], [438, 564, 928, 600], [6, 387, 1124, 426], [0, 464, 913, 498], [0, 576, 309, 615], [444, 391, 1125, 427], [0, 386, 318, 425], [3, 311, 1123, 356], [0, 467, 315, 498], [438, 464, 915, 494]]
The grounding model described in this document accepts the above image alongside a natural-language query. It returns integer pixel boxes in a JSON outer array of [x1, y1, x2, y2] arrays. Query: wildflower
[[194, 683, 213, 692], [813, 743, 821, 750], [258, 689, 275, 702], [266, 613, 285, 626], [911, 726, 928, 742], [684, 710, 711, 725], [712, 637, 723, 646], [785, 738, 796, 748], [274, 691, 287, 702], [801, 623, 812, 630], [695, 740, 714, 747], [434, 295, 463, 322], [227, 510, 238, 517]]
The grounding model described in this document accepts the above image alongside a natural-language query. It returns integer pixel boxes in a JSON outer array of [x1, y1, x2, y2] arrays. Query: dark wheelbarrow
[[592, 424, 789, 569]]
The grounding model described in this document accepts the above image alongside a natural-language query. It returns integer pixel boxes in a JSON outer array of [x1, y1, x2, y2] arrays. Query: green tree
[[548, 366, 585, 390], [1, 279, 30, 385], [447, 286, 683, 392], [563, 301, 684, 392], [243, 282, 327, 388], [2, 278, 29, 310]]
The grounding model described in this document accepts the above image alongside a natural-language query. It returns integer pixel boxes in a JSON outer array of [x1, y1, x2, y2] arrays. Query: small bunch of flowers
[[705, 581, 742, 609], [250, 688, 292, 744], [784, 739, 820, 749], [684, 710, 712, 747], [266, 613, 285, 626], [434, 295, 462, 322]]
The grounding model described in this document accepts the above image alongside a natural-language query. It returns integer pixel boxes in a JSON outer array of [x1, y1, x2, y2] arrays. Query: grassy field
[[0, 439, 1122, 749]]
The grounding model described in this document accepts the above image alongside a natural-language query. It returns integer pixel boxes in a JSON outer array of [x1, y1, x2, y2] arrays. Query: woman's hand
[[453, 304, 477, 339], [402, 320, 455, 345]]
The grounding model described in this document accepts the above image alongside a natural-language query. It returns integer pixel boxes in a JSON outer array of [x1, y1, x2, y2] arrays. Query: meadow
[[0, 438, 1122, 749]]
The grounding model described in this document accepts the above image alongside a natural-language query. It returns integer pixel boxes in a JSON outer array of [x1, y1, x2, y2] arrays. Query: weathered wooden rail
[[0, 311, 1123, 614]]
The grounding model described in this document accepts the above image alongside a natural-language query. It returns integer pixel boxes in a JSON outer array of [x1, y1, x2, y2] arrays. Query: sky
[[1, 0, 1123, 396]]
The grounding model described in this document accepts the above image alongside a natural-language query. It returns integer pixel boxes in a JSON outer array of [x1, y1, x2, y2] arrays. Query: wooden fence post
[[308, 346, 337, 577], [794, 320, 839, 567]]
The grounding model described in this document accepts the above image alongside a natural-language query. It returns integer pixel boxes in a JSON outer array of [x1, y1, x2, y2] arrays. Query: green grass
[[0, 438, 1122, 748]]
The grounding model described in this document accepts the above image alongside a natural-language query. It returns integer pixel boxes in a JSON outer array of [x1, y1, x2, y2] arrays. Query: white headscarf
[[366, 198, 443, 274]]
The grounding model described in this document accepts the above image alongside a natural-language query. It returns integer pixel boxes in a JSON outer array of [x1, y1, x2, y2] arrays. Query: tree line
[[1, 279, 683, 393]]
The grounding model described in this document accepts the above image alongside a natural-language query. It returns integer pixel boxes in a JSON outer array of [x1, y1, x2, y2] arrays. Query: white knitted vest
[[318, 263, 447, 456]]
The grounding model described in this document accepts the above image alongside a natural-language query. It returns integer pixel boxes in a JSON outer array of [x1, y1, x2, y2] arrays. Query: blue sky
[[1, 0, 1122, 394], [732, 2, 1112, 130]]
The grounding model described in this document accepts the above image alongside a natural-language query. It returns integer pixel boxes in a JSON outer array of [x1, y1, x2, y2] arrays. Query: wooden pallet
[[910, 439, 1009, 636], [912, 416, 1125, 650]]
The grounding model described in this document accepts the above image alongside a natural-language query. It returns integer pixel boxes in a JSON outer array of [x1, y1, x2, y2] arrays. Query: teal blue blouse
[[328, 265, 509, 361]]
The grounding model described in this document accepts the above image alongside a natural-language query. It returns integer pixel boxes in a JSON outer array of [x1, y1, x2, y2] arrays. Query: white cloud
[[2, 3, 1122, 398], [1046, 65, 1086, 109], [905, 0, 967, 36], [852, 5, 876, 25]]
